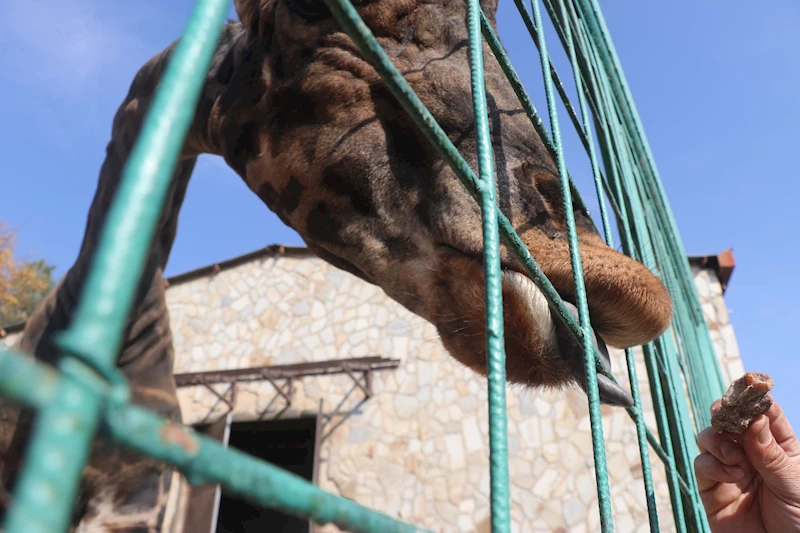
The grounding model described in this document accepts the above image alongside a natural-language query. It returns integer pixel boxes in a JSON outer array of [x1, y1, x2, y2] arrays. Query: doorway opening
[[184, 415, 320, 533], [216, 417, 318, 533]]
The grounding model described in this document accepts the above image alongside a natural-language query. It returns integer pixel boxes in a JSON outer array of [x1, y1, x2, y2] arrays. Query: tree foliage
[[0, 224, 54, 327]]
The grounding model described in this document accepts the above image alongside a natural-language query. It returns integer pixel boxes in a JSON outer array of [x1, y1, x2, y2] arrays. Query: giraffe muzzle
[[554, 301, 635, 408]]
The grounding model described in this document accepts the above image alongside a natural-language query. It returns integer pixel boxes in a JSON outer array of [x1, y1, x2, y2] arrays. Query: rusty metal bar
[[174, 356, 400, 387]]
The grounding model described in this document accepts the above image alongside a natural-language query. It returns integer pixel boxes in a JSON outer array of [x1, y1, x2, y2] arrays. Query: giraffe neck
[[0, 24, 250, 532]]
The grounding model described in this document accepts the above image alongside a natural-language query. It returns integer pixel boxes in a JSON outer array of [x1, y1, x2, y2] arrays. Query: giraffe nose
[[555, 301, 635, 408]]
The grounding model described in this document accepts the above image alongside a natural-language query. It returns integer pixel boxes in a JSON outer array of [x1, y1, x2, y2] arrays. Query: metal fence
[[0, 0, 725, 532]]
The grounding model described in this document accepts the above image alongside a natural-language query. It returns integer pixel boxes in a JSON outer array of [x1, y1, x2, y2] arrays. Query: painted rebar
[[467, 0, 511, 529], [529, 0, 613, 529], [1, 1, 231, 532], [0, 348, 432, 533], [576, 21, 694, 530], [56, 0, 231, 370], [574, 0, 726, 404], [479, 13, 596, 227], [560, 22, 661, 526], [623, 347, 660, 531], [0, 0, 729, 532], [321, 0, 616, 379], [554, 0, 612, 246], [598, 79, 691, 533]]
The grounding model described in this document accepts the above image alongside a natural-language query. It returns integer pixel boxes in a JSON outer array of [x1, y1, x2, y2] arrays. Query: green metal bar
[[514, 0, 630, 246], [573, 64, 661, 525], [554, 0, 612, 245], [508, 0, 588, 159], [486, 5, 691, 530], [541, 19, 668, 524], [568, 11, 720, 523], [467, 0, 511, 529], [579, 25, 692, 531], [479, 13, 593, 224], [573, 0, 726, 408], [56, 0, 230, 370], [528, 0, 613, 530], [0, 0, 728, 532], [571, 28, 658, 529], [322, 0, 614, 382], [2, 2, 231, 532], [643, 343, 690, 533], [646, 247, 711, 532], [3, 363, 104, 533], [614, 119, 718, 434], [654, 334, 711, 532], [107, 405, 430, 533], [623, 347, 659, 530], [609, 147, 711, 529], [0, 347, 431, 533]]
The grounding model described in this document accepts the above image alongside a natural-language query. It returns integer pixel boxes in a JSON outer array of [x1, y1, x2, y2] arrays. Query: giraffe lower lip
[[555, 300, 635, 408], [438, 244, 635, 407]]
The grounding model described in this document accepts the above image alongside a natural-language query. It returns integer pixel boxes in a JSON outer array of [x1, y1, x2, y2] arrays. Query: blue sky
[[1, 0, 797, 429]]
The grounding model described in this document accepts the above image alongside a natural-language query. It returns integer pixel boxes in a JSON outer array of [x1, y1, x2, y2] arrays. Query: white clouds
[[0, 0, 151, 100]]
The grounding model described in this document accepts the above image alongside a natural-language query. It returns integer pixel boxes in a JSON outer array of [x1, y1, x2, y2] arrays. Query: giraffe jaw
[[503, 271, 634, 408], [426, 245, 643, 407]]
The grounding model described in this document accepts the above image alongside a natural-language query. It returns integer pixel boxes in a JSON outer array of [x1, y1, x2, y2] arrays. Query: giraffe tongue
[[555, 301, 635, 408]]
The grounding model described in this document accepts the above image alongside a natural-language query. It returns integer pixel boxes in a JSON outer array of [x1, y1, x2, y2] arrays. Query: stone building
[[1, 246, 740, 533]]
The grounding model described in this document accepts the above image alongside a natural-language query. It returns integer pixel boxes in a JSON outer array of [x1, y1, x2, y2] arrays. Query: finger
[[741, 414, 800, 497], [764, 401, 800, 456], [694, 452, 746, 491], [697, 427, 746, 466], [710, 398, 722, 415]]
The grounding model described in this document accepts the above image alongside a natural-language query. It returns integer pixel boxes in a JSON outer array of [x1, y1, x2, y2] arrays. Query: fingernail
[[757, 418, 772, 446], [710, 400, 722, 415], [723, 465, 744, 479]]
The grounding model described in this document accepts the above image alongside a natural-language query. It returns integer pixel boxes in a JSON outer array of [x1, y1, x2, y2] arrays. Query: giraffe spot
[[258, 182, 293, 227], [384, 235, 418, 261], [223, 121, 259, 176], [279, 177, 305, 214], [322, 162, 375, 216], [268, 89, 318, 154], [414, 199, 432, 230], [306, 202, 344, 246], [113, 469, 161, 511], [120, 525, 149, 533]]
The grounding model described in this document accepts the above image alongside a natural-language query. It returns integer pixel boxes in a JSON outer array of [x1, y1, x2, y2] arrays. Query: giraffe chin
[[553, 300, 635, 408], [503, 272, 634, 408], [429, 247, 637, 407]]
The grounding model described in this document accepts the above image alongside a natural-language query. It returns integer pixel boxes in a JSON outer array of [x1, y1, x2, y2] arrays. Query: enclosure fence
[[0, 0, 726, 531]]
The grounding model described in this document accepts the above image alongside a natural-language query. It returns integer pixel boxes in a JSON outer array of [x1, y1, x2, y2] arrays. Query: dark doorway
[[215, 417, 318, 533]]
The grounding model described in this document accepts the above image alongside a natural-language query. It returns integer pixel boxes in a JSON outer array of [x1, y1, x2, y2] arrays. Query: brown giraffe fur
[[0, 0, 672, 529]]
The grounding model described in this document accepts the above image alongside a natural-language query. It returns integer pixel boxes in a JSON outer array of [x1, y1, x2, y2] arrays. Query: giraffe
[[0, 0, 673, 529]]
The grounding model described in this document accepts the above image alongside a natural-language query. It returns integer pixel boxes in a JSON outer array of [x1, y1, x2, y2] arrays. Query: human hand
[[694, 399, 800, 533]]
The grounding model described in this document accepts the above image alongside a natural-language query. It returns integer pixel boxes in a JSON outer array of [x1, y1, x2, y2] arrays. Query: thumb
[[742, 414, 800, 499]]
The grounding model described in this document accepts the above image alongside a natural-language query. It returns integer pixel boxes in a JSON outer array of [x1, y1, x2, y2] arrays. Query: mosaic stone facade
[[0, 249, 743, 532]]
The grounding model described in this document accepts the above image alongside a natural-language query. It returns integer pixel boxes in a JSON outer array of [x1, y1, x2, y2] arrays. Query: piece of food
[[711, 372, 774, 434]]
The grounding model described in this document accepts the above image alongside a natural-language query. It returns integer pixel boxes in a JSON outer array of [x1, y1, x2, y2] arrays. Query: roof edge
[[687, 248, 735, 294], [1, 245, 736, 336], [164, 244, 314, 287]]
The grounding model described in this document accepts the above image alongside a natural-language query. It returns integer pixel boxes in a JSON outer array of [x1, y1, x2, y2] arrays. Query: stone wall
[[0, 250, 742, 533], [692, 265, 744, 385]]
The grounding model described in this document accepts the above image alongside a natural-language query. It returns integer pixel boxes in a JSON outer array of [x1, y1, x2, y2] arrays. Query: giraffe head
[[221, 0, 672, 406]]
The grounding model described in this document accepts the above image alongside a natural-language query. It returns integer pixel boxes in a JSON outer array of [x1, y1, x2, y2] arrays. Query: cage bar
[[0, 0, 725, 532]]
